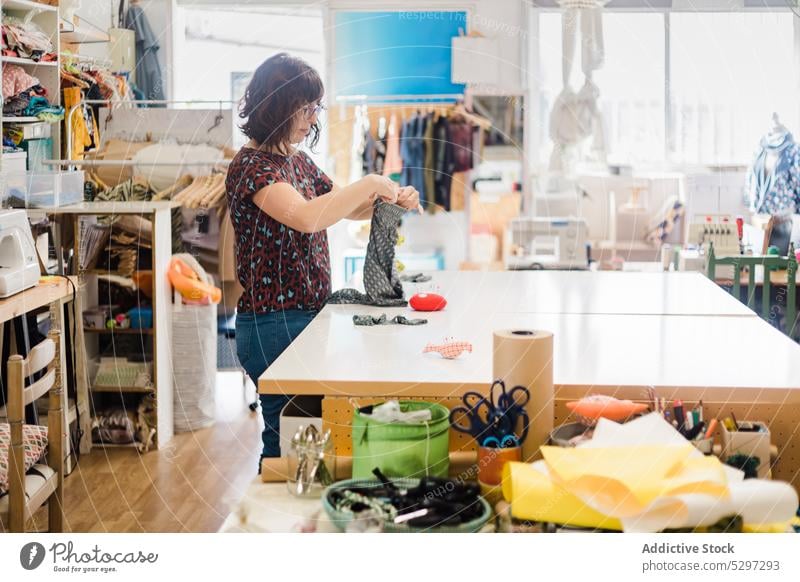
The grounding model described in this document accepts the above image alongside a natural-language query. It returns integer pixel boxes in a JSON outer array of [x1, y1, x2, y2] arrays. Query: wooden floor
[[30, 372, 262, 532]]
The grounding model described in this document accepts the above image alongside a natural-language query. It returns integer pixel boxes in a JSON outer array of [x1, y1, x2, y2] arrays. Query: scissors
[[484, 381, 532, 447], [449, 391, 506, 442]]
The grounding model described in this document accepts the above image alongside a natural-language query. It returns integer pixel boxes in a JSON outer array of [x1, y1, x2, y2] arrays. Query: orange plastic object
[[477, 445, 522, 486], [167, 258, 221, 304], [131, 271, 153, 299], [566, 395, 648, 422]]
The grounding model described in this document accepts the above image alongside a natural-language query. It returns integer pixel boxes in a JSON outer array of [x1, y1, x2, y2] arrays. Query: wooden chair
[[0, 329, 64, 532], [707, 243, 798, 339]]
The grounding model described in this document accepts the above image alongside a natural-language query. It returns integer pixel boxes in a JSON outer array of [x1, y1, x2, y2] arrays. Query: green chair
[[706, 242, 797, 339]]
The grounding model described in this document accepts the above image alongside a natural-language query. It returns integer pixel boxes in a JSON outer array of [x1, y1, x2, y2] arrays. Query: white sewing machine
[[0, 210, 41, 297], [506, 217, 590, 270]]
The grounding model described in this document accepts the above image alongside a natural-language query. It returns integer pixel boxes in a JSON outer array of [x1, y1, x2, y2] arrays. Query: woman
[[226, 53, 420, 469]]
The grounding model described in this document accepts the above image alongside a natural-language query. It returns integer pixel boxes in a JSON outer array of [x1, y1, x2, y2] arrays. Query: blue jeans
[[235, 309, 318, 465]]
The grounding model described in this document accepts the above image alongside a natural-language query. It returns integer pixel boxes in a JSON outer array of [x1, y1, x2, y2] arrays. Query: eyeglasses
[[300, 102, 326, 120]]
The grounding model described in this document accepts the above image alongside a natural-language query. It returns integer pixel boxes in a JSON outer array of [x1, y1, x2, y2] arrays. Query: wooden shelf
[[60, 20, 111, 44], [84, 327, 154, 335], [1, 56, 57, 67], [1, 116, 51, 123], [3, 0, 57, 13], [90, 384, 154, 393]]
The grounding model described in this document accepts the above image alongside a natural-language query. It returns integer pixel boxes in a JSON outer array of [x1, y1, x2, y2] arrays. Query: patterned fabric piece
[[328, 201, 407, 307], [226, 148, 333, 313], [353, 313, 427, 326], [2, 64, 38, 100], [422, 340, 473, 359], [399, 273, 432, 283], [0, 464, 55, 514], [0, 423, 48, 494], [746, 133, 800, 215]]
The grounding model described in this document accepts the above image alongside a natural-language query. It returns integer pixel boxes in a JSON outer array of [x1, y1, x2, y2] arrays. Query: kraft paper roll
[[493, 329, 554, 462]]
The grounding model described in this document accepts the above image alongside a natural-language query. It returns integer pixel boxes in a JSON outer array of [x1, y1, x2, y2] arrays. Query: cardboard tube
[[493, 329, 554, 461]]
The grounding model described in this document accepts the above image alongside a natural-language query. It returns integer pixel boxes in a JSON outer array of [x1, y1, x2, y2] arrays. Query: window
[[669, 12, 796, 165], [172, 5, 326, 155], [537, 10, 797, 167]]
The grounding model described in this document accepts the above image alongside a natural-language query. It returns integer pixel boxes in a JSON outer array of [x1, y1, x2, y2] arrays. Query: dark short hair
[[239, 53, 324, 151]]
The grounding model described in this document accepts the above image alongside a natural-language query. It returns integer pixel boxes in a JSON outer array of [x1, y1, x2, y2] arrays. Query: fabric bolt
[[423, 113, 436, 212], [382, 113, 403, 176], [124, 4, 166, 102], [746, 132, 800, 216], [2, 65, 38, 100], [352, 313, 427, 326], [235, 309, 318, 463], [226, 148, 333, 314], [328, 200, 407, 307]]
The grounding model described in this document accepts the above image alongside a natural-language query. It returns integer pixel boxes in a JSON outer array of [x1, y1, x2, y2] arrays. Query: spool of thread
[[492, 329, 554, 462]]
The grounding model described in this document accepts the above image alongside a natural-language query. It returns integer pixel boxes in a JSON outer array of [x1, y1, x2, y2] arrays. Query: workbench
[[260, 271, 800, 487]]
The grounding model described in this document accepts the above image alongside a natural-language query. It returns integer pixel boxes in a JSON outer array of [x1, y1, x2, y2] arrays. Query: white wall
[[75, 0, 171, 98]]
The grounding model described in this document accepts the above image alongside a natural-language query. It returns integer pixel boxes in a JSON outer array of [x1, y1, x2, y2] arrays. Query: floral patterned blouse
[[225, 148, 333, 313]]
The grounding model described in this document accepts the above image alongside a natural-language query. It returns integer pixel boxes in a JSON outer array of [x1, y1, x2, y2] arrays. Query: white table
[[260, 271, 800, 486]]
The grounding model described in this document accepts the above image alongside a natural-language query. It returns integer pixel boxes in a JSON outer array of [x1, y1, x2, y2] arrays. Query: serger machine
[[0, 209, 41, 297], [506, 217, 590, 270]]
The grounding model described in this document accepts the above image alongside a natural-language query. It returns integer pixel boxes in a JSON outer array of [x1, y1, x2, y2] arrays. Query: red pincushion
[[409, 293, 447, 311]]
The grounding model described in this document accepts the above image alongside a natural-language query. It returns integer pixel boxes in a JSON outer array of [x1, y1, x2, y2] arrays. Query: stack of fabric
[[2, 64, 63, 120], [502, 414, 799, 533], [1, 16, 56, 62]]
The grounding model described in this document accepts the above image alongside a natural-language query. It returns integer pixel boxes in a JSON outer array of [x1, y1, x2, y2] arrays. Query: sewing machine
[[687, 214, 741, 257], [0, 210, 41, 297], [506, 217, 589, 270]]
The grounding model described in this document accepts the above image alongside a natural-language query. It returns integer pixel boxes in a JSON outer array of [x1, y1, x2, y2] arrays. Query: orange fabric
[[167, 258, 221, 304]]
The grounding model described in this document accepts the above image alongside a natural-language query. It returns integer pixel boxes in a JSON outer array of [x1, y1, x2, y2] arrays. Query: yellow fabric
[[63, 87, 91, 160], [541, 445, 729, 517], [502, 461, 622, 530]]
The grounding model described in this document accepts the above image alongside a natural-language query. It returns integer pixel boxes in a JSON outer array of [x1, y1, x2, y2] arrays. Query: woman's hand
[[368, 174, 399, 204], [397, 186, 423, 214]]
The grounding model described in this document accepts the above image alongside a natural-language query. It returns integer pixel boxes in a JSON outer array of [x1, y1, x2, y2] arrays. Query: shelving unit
[[42, 201, 179, 450], [83, 327, 155, 335], [59, 16, 111, 45], [0, 0, 61, 169]]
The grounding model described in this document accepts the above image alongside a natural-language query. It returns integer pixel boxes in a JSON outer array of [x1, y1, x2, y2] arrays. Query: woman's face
[[289, 101, 322, 144]]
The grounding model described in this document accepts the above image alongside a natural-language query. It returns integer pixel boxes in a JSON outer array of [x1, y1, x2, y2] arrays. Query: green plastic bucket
[[351, 401, 450, 479]]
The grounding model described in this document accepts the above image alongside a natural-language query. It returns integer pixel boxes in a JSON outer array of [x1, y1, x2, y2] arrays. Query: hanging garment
[[746, 132, 800, 216], [423, 113, 436, 212], [449, 119, 475, 172], [549, 1, 607, 174], [353, 314, 427, 326], [382, 113, 402, 177], [351, 105, 368, 182], [64, 87, 91, 160], [328, 201, 407, 306], [400, 114, 426, 196], [433, 115, 455, 212], [124, 3, 166, 102]]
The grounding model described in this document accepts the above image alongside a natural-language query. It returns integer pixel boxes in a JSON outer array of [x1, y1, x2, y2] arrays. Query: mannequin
[[746, 112, 800, 254]]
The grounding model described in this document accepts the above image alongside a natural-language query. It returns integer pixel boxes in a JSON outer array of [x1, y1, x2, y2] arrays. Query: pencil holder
[[720, 421, 771, 479], [477, 445, 522, 486]]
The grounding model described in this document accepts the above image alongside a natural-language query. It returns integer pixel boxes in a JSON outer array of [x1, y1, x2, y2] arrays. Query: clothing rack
[[58, 99, 237, 168], [336, 93, 465, 104]]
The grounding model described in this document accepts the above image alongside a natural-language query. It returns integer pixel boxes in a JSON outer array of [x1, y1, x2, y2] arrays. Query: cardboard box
[[279, 396, 323, 457]]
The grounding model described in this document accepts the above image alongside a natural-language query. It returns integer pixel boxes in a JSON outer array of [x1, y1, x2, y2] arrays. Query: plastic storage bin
[[3, 151, 27, 174], [1, 170, 84, 208], [128, 306, 153, 329]]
